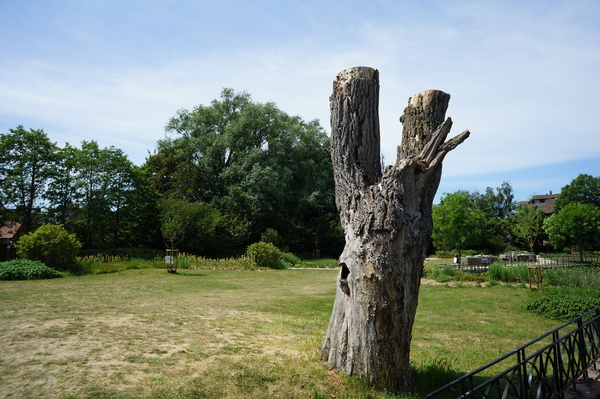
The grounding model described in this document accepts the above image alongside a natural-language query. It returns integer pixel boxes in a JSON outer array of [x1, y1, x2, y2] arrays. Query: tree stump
[[320, 66, 470, 391]]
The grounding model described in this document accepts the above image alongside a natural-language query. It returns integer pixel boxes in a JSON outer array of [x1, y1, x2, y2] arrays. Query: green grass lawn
[[0, 268, 560, 399]]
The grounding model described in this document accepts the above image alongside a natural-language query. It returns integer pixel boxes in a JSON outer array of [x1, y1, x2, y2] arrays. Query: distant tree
[[432, 192, 486, 257], [148, 88, 341, 254], [543, 203, 600, 260], [464, 182, 516, 250], [554, 174, 600, 212], [470, 181, 516, 220], [45, 144, 79, 226], [72, 141, 136, 248], [159, 198, 247, 255], [0, 126, 58, 234], [118, 165, 162, 249], [511, 204, 546, 254]]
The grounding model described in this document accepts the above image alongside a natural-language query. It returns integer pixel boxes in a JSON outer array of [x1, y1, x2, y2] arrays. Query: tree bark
[[320, 66, 470, 391]]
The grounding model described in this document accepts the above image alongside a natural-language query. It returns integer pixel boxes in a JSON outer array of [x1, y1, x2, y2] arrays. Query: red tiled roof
[[0, 221, 20, 238]]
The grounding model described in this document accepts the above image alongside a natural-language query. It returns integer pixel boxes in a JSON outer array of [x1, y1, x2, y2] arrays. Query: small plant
[[0, 260, 62, 280], [280, 252, 301, 267], [246, 242, 282, 269], [15, 224, 81, 273]]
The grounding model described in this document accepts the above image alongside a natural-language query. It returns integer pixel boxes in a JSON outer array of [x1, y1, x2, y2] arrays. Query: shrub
[[246, 242, 282, 269], [280, 252, 301, 267], [524, 287, 600, 321], [0, 260, 62, 280], [16, 224, 82, 273]]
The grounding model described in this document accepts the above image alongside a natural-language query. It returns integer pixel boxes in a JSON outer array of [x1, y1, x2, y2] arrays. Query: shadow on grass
[[171, 271, 208, 277], [410, 357, 489, 399]]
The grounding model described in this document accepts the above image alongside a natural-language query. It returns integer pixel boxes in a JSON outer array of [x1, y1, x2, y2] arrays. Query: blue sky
[[1, 0, 598, 203]]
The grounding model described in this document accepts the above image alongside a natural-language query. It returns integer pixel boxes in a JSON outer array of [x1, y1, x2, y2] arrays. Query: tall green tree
[[554, 174, 600, 212], [72, 141, 136, 248], [511, 203, 546, 254], [118, 165, 162, 249], [159, 198, 247, 255], [0, 126, 58, 234], [148, 88, 341, 255], [543, 202, 600, 260], [45, 144, 79, 226], [432, 192, 486, 256]]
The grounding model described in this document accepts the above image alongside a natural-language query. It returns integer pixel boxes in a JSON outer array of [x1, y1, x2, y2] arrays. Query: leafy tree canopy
[[543, 202, 600, 260], [432, 192, 486, 255], [554, 173, 600, 212], [0, 126, 58, 233], [148, 88, 341, 255], [511, 204, 546, 253]]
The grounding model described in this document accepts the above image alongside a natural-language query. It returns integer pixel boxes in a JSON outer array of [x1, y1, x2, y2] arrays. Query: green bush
[[246, 242, 282, 269], [280, 252, 301, 267], [0, 260, 62, 280], [16, 224, 82, 273], [524, 287, 600, 321]]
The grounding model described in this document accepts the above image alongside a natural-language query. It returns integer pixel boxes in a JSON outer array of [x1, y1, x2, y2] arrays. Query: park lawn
[[0, 268, 559, 399]]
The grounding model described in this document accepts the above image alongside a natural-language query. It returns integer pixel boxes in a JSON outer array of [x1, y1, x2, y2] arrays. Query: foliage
[[70, 141, 138, 248], [78, 247, 164, 259], [554, 173, 600, 212], [177, 253, 256, 271], [148, 88, 342, 255], [76, 255, 165, 274], [542, 266, 600, 290], [467, 182, 517, 221], [457, 182, 517, 251], [524, 287, 600, 321], [159, 198, 248, 256], [543, 202, 600, 259], [16, 224, 82, 272], [279, 252, 301, 267], [432, 192, 486, 254], [246, 242, 282, 269], [510, 204, 546, 253], [0, 260, 62, 280], [0, 126, 58, 233], [487, 262, 529, 283]]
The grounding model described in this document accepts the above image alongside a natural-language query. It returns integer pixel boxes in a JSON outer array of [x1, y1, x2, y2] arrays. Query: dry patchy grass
[[0, 268, 560, 399]]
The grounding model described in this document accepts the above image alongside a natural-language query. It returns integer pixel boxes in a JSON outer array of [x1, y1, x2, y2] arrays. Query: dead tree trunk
[[320, 66, 470, 391]]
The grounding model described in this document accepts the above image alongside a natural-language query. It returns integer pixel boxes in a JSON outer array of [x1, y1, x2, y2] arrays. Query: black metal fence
[[421, 306, 600, 399]]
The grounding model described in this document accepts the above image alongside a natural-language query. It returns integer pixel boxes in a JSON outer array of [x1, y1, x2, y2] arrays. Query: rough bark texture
[[320, 66, 470, 391]]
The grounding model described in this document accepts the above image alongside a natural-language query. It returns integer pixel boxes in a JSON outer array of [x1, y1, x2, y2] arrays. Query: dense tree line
[[0, 90, 344, 256], [3, 93, 596, 259], [432, 175, 600, 257], [0, 126, 161, 250]]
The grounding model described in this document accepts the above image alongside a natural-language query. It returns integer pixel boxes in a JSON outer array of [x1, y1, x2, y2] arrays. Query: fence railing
[[435, 257, 598, 274], [421, 306, 600, 399]]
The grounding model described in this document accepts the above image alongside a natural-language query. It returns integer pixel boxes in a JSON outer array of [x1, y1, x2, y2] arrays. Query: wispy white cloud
[[0, 0, 598, 197]]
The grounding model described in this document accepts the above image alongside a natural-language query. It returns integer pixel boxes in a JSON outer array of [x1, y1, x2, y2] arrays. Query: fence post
[[577, 318, 589, 382]]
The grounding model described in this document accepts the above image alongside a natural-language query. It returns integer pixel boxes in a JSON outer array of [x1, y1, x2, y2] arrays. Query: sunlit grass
[[0, 267, 560, 398]]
